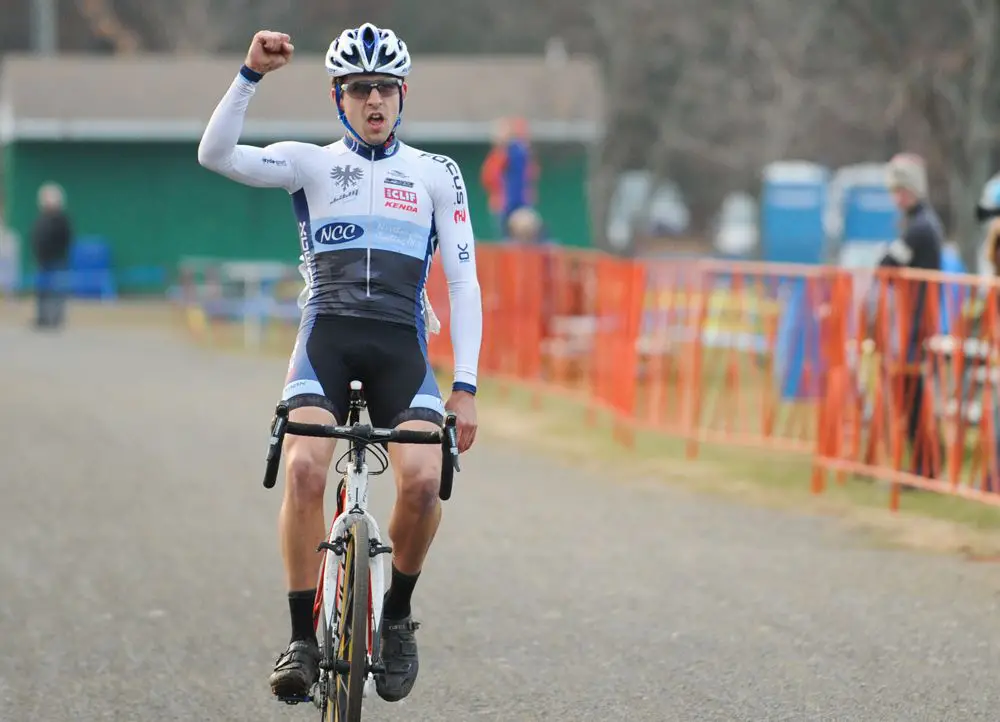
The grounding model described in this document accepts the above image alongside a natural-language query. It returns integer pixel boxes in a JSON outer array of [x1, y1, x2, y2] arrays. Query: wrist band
[[239, 64, 263, 83]]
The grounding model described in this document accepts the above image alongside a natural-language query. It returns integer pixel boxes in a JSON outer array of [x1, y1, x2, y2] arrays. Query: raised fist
[[245, 31, 294, 75]]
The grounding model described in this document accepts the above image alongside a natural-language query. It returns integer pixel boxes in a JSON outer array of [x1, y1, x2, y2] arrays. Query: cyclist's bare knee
[[284, 406, 338, 507], [390, 419, 442, 516]]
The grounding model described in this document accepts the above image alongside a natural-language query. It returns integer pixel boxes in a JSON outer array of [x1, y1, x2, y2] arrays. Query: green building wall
[[3, 139, 591, 283]]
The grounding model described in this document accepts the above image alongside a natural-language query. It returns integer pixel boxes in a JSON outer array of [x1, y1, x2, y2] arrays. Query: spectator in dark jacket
[[31, 183, 73, 330], [880, 154, 943, 273], [878, 153, 944, 478]]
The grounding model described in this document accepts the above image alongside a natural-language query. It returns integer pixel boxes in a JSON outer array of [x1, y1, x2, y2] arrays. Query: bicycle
[[261, 379, 460, 721]]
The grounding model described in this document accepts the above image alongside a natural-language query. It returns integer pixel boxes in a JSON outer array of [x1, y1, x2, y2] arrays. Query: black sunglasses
[[339, 78, 403, 99]]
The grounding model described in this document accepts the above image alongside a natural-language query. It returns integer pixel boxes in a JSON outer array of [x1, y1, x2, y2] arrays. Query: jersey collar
[[344, 133, 400, 160]]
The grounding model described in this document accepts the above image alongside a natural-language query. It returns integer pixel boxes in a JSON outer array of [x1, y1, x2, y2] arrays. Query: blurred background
[[7, 6, 1000, 719], [4, 0, 1000, 294], [4, 0, 1000, 501]]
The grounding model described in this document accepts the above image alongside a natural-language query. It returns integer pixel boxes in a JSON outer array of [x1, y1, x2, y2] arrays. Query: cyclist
[[197, 24, 482, 704]]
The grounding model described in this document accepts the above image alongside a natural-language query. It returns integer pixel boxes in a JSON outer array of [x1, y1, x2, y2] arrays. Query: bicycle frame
[[317, 384, 389, 700]]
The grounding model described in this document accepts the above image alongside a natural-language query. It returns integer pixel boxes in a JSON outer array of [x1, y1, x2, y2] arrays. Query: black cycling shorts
[[281, 312, 444, 429]]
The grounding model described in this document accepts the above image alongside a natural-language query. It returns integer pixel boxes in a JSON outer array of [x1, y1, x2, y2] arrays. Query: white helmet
[[325, 22, 411, 78]]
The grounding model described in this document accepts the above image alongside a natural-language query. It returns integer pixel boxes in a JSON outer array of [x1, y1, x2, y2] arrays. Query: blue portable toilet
[[827, 163, 900, 267], [842, 181, 899, 243], [759, 161, 830, 399], [760, 160, 830, 265]]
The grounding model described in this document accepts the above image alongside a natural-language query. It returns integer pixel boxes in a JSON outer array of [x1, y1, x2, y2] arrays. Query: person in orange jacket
[[480, 116, 538, 239], [480, 121, 508, 238]]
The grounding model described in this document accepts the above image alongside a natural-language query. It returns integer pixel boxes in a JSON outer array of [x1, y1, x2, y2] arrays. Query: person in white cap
[[879, 153, 943, 272], [877, 152, 944, 478]]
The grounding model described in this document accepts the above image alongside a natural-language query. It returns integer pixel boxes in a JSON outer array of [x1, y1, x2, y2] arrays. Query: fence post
[[682, 263, 708, 459], [812, 269, 848, 494], [614, 259, 646, 448]]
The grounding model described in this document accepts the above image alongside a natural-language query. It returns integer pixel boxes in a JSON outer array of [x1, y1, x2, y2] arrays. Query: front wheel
[[322, 515, 370, 722]]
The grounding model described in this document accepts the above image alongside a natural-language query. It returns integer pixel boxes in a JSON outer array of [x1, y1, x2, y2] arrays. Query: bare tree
[[126, 0, 297, 53], [840, 0, 1000, 265], [74, 0, 141, 52], [738, 0, 839, 164], [587, 0, 645, 252], [587, 0, 738, 252], [33, 0, 1000, 260]]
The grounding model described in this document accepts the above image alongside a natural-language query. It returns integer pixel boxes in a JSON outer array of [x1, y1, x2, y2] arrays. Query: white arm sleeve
[[197, 70, 305, 192], [427, 155, 483, 392]]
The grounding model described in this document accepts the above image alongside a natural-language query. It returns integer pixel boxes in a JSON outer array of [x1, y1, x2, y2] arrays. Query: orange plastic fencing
[[814, 267, 1000, 508], [425, 245, 1000, 510]]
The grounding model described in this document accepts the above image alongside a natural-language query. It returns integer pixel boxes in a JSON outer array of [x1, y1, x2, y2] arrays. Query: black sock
[[289, 589, 317, 645], [383, 565, 420, 620]]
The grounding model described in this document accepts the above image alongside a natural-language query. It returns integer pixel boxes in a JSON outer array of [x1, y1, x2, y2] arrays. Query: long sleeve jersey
[[197, 68, 483, 391]]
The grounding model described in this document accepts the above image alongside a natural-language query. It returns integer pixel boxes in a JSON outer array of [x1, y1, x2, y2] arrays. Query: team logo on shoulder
[[330, 165, 363, 203]]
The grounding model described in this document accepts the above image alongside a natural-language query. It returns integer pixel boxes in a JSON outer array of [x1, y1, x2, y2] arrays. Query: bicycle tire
[[318, 544, 339, 722], [340, 516, 370, 721]]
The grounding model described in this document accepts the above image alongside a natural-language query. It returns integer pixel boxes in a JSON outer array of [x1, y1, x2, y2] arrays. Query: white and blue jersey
[[197, 67, 482, 398]]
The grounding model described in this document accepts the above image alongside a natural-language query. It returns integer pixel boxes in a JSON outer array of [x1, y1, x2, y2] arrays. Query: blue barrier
[[773, 276, 823, 400], [19, 266, 168, 297], [67, 237, 116, 299], [939, 246, 967, 336]]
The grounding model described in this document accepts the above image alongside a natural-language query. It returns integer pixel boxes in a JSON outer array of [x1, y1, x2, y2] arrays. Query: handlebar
[[262, 401, 461, 500]]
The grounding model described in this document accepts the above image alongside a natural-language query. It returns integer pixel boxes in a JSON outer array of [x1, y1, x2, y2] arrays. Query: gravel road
[[2, 321, 998, 721]]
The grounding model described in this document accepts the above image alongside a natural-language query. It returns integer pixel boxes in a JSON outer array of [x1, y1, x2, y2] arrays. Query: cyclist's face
[[334, 74, 406, 145]]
